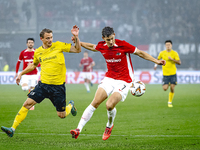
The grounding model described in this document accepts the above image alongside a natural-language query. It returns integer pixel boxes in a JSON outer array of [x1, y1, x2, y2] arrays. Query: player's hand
[[14, 73, 18, 79], [168, 56, 173, 61], [71, 25, 79, 37], [158, 60, 166, 66], [16, 74, 22, 85], [71, 36, 75, 43]]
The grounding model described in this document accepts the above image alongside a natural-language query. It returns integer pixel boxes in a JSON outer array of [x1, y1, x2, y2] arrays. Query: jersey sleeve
[[157, 51, 162, 60], [174, 51, 180, 60], [89, 57, 94, 63], [18, 51, 23, 61], [16, 51, 23, 73], [122, 40, 137, 53], [95, 41, 103, 51], [33, 50, 40, 64], [80, 59, 83, 64], [57, 41, 71, 52]]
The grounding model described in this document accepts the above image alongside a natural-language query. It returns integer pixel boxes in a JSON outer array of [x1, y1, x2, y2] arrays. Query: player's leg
[[29, 75, 38, 110], [1, 98, 37, 137], [84, 78, 90, 93], [168, 84, 175, 106], [102, 81, 130, 140], [70, 87, 108, 139], [88, 72, 93, 86], [162, 75, 169, 91], [21, 75, 29, 91], [168, 74, 177, 107]]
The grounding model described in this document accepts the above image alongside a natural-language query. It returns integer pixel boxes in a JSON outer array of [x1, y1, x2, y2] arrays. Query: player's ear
[[102, 36, 105, 40], [40, 37, 43, 41]]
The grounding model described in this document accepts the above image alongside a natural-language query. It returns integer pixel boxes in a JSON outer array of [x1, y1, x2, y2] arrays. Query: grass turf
[[0, 84, 200, 150]]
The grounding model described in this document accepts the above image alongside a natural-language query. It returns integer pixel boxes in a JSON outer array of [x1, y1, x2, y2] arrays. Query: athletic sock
[[168, 92, 174, 103], [65, 104, 72, 117], [84, 82, 90, 92], [106, 107, 117, 128], [77, 104, 96, 132], [12, 106, 29, 130]]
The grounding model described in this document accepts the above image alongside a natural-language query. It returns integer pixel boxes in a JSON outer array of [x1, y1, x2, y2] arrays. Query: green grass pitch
[[0, 84, 199, 150]]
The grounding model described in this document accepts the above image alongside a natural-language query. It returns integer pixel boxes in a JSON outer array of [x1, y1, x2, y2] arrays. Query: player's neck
[[27, 48, 34, 51], [166, 49, 171, 52]]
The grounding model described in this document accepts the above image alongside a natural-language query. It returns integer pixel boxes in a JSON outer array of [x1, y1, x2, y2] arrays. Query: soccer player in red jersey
[[70, 26, 166, 140], [14, 38, 40, 92], [79, 51, 95, 93]]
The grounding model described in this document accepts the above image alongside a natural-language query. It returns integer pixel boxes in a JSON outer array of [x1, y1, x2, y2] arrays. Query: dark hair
[[165, 40, 172, 45], [26, 38, 34, 43], [40, 28, 53, 38], [102, 26, 114, 37]]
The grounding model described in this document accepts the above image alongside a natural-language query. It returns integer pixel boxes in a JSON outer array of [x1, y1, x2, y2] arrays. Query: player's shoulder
[[97, 41, 105, 46], [34, 46, 43, 54], [171, 49, 178, 54], [115, 39, 126, 45], [21, 49, 27, 53]]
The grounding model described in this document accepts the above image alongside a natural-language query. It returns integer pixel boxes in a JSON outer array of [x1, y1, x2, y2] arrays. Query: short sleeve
[[157, 52, 162, 60], [33, 50, 39, 64], [57, 41, 71, 52], [19, 51, 23, 61], [174, 52, 180, 60], [122, 40, 137, 53]]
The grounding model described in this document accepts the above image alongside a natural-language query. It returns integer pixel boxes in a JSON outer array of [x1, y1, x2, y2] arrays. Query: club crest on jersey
[[116, 53, 121, 56]]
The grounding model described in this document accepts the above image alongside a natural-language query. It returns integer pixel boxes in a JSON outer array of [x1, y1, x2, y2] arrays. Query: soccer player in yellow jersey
[[154, 40, 181, 107], [1, 25, 81, 137]]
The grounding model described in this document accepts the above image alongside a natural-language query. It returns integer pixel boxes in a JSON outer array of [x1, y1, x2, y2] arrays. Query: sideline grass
[[0, 84, 200, 150]]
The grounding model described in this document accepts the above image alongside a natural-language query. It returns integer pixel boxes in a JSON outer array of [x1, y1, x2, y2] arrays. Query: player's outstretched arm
[[16, 62, 39, 85], [69, 25, 81, 53], [81, 42, 98, 52], [71, 36, 98, 52], [135, 49, 166, 66]]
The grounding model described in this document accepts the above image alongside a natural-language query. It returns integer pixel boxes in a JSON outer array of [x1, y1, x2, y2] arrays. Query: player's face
[[83, 52, 88, 58], [165, 42, 172, 51], [103, 34, 115, 47], [27, 40, 34, 49], [41, 32, 53, 48]]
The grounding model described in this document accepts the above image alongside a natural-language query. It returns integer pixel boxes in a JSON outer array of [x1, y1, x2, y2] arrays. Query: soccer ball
[[130, 80, 146, 97]]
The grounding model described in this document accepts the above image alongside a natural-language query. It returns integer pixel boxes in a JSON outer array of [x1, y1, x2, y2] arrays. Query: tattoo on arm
[[75, 38, 77, 48]]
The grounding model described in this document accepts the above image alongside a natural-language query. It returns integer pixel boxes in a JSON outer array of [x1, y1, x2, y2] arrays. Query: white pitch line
[[0, 132, 200, 137]]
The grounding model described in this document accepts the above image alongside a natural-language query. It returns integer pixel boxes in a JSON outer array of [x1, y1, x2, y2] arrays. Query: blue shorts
[[28, 81, 66, 112], [162, 74, 177, 85]]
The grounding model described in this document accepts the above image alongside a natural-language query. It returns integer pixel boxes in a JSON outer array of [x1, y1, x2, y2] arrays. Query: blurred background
[[0, 0, 200, 71]]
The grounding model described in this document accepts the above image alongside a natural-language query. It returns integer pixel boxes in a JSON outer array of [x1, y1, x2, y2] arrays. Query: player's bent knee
[[57, 111, 66, 119], [106, 102, 114, 111]]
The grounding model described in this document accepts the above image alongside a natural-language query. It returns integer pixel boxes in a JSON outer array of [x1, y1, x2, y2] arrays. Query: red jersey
[[16, 49, 38, 75], [95, 39, 137, 83], [80, 57, 94, 72]]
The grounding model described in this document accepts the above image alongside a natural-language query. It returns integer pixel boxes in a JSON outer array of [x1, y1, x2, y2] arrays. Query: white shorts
[[20, 74, 38, 87], [98, 77, 132, 102], [82, 72, 92, 80]]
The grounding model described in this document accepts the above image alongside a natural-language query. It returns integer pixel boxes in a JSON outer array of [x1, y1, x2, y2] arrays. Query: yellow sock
[[12, 106, 29, 130], [168, 92, 174, 103], [65, 104, 72, 117]]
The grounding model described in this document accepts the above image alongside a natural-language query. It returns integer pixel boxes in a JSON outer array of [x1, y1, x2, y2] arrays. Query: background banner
[[1, 71, 200, 84]]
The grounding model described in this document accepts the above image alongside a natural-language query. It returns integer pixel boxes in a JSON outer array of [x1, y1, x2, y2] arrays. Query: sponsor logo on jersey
[[106, 58, 121, 63]]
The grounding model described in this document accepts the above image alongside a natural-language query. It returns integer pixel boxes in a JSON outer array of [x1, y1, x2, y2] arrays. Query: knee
[[163, 88, 167, 91], [106, 101, 114, 111], [57, 112, 66, 119]]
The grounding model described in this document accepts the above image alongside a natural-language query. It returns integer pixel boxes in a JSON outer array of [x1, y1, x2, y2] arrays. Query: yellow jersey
[[33, 41, 71, 85], [158, 49, 180, 76]]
